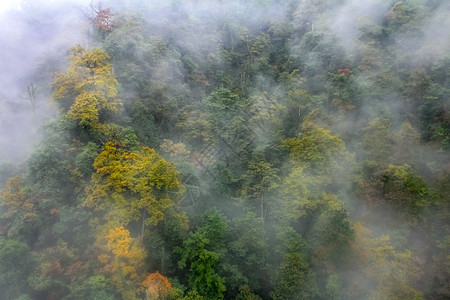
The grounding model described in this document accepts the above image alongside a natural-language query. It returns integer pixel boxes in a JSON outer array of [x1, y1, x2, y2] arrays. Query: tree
[[131, 101, 160, 147], [248, 92, 285, 155], [280, 125, 349, 224], [329, 68, 358, 111], [283, 73, 324, 137], [101, 226, 147, 299], [0, 176, 38, 239], [280, 164, 321, 222], [177, 231, 226, 300], [206, 88, 242, 113], [403, 68, 432, 105], [385, 1, 428, 37], [182, 291, 204, 300], [240, 160, 280, 222], [82, 2, 116, 40], [0, 237, 32, 299], [283, 127, 345, 169], [26, 117, 76, 199], [160, 139, 191, 161], [393, 121, 421, 162], [234, 285, 262, 300], [324, 274, 344, 300], [227, 212, 268, 294], [144, 211, 189, 275], [143, 272, 172, 300], [271, 226, 318, 300], [75, 142, 101, 177], [176, 210, 228, 300], [378, 164, 433, 223], [28, 240, 83, 299], [271, 252, 317, 300], [309, 195, 354, 271], [349, 223, 424, 299], [361, 118, 394, 161], [85, 142, 185, 233], [53, 45, 120, 129], [66, 274, 117, 300], [94, 8, 115, 33]]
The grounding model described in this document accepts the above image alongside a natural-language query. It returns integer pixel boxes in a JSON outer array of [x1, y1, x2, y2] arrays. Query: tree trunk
[[141, 210, 146, 238], [260, 194, 264, 224], [161, 246, 166, 273]]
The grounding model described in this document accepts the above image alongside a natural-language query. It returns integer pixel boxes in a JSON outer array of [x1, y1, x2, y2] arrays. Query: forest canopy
[[0, 0, 449, 299]]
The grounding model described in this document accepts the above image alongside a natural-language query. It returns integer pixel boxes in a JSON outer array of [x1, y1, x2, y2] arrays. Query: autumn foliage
[[52, 46, 120, 129], [143, 272, 172, 300], [103, 226, 147, 298], [85, 142, 184, 227], [94, 8, 115, 32], [0, 1, 448, 299], [337, 68, 351, 75]]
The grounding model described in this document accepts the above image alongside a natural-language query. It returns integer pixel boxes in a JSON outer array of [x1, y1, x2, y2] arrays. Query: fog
[[0, 0, 91, 162], [0, 0, 448, 299]]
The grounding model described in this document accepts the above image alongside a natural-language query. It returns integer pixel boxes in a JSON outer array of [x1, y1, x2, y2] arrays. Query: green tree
[[75, 142, 101, 177], [176, 210, 228, 300], [248, 92, 285, 156], [309, 195, 354, 269], [182, 290, 204, 300], [0, 237, 32, 299], [329, 69, 358, 112], [27, 117, 75, 200], [144, 212, 189, 275], [271, 226, 318, 300], [241, 160, 280, 222], [379, 164, 434, 223], [227, 212, 268, 295], [361, 117, 394, 161], [280, 165, 328, 222], [67, 274, 117, 300], [283, 127, 345, 169], [324, 274, 344, 300], [206, 88, 242, 112], [28, 240, 81, 299], [130, 101, 160, 147], [403, 68, 432, 105]]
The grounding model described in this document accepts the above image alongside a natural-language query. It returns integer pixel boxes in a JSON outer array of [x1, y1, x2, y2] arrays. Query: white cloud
[[0, 0, 22, 15]]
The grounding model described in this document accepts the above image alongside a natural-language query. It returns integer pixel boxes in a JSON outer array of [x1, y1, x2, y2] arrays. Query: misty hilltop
[[0, 0, 449, 299]]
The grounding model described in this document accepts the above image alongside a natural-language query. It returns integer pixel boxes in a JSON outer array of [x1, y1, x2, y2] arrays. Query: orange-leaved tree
[[143, 272, 172, 300]]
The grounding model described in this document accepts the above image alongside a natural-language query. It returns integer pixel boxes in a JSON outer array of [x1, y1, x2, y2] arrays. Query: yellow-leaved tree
[[84, 142, 184, 298], [53, 45, 120, 129], [101, 226, 146, 299], [0, 176, 38, 237], [348, 222, 424, 299], [85, 142, 185, 234]]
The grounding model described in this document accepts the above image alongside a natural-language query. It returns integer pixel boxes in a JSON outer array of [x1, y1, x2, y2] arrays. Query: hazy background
[[0, 0, 92, 163]]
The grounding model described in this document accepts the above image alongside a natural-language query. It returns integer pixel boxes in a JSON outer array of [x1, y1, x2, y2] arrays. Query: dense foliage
[[0, 0, 449, 299]]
